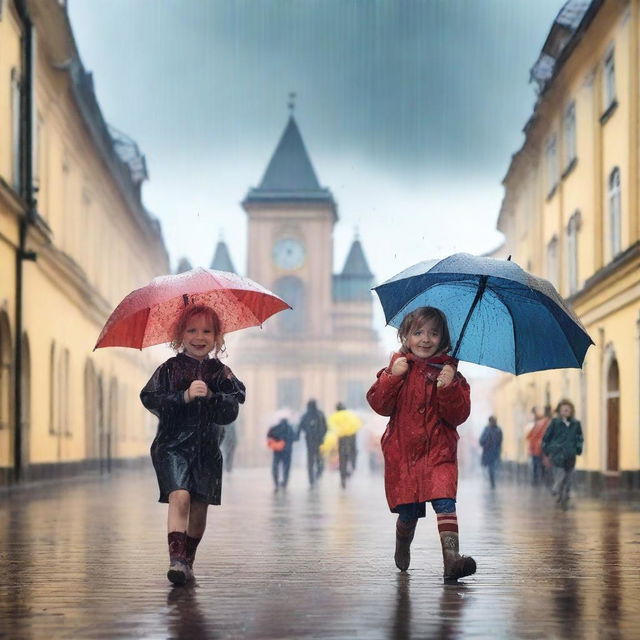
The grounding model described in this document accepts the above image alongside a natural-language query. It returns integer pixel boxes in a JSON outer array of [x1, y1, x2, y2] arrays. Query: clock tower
[[242, 114, 336, 338], [230, 112, 383, 465]]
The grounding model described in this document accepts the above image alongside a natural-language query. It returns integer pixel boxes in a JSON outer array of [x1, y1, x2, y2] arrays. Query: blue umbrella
[[373, 253, 593, 374]]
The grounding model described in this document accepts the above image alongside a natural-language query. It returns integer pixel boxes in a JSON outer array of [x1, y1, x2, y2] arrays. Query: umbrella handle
[[452, 275, 488, 358]]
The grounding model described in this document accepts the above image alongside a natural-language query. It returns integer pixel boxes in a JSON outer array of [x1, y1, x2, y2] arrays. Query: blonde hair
[[169, 305, 225, 355], [397, 306, 452, 354]]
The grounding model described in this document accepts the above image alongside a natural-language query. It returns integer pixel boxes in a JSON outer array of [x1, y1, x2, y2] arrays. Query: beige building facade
[[493, 0, 640, 489], [0, 0, 169, 484]]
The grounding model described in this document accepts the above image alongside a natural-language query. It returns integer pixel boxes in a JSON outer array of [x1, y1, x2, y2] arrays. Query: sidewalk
[[1, 465, 639, 639]]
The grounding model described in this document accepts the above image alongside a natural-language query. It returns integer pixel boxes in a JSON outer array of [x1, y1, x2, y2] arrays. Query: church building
[[213, 114, 385, 465]]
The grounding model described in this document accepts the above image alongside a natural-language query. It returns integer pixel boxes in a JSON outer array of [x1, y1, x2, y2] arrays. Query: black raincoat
[[140, 352, 246, 505]]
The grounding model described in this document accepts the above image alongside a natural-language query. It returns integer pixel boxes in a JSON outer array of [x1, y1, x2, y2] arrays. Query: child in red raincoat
[[367, 306, 475, 581]]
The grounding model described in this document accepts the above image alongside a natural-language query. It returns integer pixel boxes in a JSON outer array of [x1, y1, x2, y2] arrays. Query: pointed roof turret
[[342, 236, 373, 277], [210, 236, 236, 273], [175, 257, 193, 274], [243, 115, 336, 216], [333, 233, 374, 302]]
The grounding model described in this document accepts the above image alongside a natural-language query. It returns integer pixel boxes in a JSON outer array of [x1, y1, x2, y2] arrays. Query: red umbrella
[[94, 268, 291, 350]]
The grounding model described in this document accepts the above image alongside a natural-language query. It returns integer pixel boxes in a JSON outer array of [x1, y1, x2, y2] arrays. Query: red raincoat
[[366, 352, 471, 511]]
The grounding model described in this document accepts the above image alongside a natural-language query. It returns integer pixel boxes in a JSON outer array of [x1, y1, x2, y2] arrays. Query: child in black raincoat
[[141, 304, 245, 585]]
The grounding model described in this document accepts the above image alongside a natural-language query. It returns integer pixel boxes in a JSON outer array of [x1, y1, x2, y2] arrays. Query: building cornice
[[27, 224, 114, 327], [568, 240, 640, 307]]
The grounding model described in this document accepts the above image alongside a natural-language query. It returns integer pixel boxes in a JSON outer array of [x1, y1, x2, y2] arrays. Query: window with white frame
[[545, 134, 558, 195], [546, 235, 559, 289], [566, 211, 580, 295], [58, 349, 70, 436], [608, 167, 622, 258], [563, 101, 576, 169], [11, 68, 22, 192], [49, 342, 56, 435], [603, 48, 616, 110]]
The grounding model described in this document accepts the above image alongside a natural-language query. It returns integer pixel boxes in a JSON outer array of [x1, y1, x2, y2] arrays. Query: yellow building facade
[[0, 0, 169, 484], [493, 0, 640, 489]]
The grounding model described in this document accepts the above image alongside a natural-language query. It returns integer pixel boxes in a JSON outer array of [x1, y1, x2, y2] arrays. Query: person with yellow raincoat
[[327, 403, 363, 489]]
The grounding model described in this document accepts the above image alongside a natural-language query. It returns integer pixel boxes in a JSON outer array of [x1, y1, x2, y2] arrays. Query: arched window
[[11, 68, 22, 191], [546, 235, 559, 289], [273, 276, 305, 334], [49, 342, 56, 435], [108, 377, 118, 459], [0, 311, 12, 433], [608, 168, 621, 258], [605, 356, 620, 472], [566, 211, 581, 295], [58, 349, 70, 437], [84, 360, 98, 458]]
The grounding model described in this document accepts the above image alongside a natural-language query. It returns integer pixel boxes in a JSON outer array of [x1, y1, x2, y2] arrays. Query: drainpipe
[[14, 0, 38, 482]]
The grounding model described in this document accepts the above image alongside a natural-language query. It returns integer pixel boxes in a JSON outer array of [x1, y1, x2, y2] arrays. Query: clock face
[[273, 237, 306, 270]]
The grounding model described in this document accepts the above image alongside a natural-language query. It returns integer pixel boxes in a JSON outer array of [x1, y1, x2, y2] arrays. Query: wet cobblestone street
[[1, 465, 640, 639]]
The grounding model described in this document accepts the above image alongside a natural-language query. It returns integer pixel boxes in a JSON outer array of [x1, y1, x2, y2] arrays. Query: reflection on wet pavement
[[1, 466, 639, 639]]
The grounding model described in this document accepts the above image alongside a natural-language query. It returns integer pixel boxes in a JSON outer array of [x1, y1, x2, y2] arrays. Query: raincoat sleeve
[[541, 420, 556, 455], [367, 365, 405, 417], [208, 367, 246, 426], [434, 372, 471, 428], [575, 421, 584, 455], [140, 363, 185, 418]]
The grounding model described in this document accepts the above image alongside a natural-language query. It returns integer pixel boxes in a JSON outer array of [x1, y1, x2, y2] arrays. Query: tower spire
[[288, 91, 296, 114]]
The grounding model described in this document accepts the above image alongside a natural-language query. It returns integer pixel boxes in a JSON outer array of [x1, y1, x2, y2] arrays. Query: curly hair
[[555, 398, 575, 418], [169, 304, 225, 355], [397, 306, 452, 354]]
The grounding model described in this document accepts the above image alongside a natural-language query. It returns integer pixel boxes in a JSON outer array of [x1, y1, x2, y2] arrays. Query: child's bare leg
[[185, 500, 208, 572], [166, 490, 191, 585], [188, 500, 208, 538], [167, 489, 191, 532]]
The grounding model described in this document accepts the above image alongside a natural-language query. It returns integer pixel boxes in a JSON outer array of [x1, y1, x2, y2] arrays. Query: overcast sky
[[68, 0, 563, 353]]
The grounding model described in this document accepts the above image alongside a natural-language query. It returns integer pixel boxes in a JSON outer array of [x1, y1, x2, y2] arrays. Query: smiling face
[[182, 313, 216, 360], [405, 317, 443, 359]]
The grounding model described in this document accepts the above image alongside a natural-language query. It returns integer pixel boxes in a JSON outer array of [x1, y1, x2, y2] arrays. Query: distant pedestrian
[[222, 422, 238, 472], [367, 306, 476, 581], [140, 304, 246, 586], [297, 399, 328, 486], [525, 407, 550, 486], [267, 417, 297, 490], [328, 403, 362, 489], [479, 416, 502, 489], [542, 399, 583, 509]]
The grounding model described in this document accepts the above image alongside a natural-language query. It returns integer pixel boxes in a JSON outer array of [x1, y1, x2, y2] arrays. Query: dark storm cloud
[[70, 0, 562, 181]]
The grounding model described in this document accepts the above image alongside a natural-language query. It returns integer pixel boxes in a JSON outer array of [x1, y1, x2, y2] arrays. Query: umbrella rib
[[452, 275, 488, 358], [202, 269, 264, 329]]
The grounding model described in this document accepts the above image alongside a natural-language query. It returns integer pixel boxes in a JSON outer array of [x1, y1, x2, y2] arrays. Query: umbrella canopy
[[95, 267, 291, 350], [373, 253, 593, 375], [328, 410, 363, 437]]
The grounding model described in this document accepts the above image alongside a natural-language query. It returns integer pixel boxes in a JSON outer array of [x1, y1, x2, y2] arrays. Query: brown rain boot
[[440, 531, 476, 582], [394, 518, 417, 571], [185, 534, 202, 580], [167, 531, 189, 585]]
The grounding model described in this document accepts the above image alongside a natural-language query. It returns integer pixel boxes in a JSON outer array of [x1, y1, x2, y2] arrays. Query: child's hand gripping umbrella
[[94, 267, 291, 350], [373, 253, 594, 374]]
